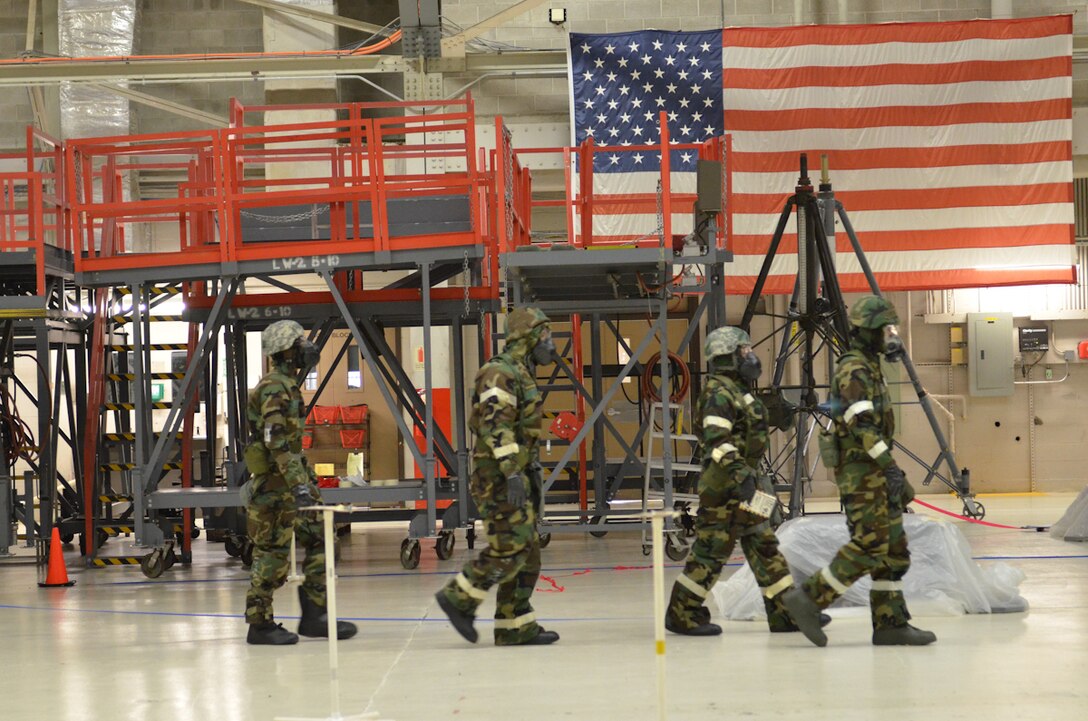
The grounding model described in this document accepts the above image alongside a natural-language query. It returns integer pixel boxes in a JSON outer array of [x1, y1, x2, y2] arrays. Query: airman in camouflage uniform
[[666, 327, 822, 636], [435, 307, 560, 646], [783, 296, 937, 647], [243, 320, 357, 646]]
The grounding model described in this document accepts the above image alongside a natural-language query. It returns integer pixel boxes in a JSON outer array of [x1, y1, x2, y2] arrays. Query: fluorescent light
[[549, 8, 567, 24]]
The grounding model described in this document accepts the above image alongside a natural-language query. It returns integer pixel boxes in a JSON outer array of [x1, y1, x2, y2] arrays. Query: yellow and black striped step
[[110, 315, 185, 324], [99, 494, 132, 503], [105, 373, 186, 382], [103, 402, 172, 411], [98, 525, 135, 536], [91, 557, 142, 567], [99, 462, 183, 472], [116, 287, 183, 297], [104, 432, 183, 442], [108, 344, 189, 352]]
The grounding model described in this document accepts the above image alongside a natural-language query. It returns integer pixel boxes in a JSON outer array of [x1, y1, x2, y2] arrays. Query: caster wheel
[[539, 532, 552, 548], [224, 535, 244, 558], [60, 533, 74, 544], [434, 531, 455, 560], [140, 550, 165, 579], [664, 535, 689, 562], [191, 527, 201, 540], [589, 515, 608, 539], [240, 541, 254, 568], [642, 544, 652, 557], [965, 502, 986, 520], [164, 548, 177, 570], [400, 538, 421, 570]]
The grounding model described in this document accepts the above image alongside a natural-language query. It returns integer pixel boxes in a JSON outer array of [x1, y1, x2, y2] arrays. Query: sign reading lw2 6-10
[[270, 255, 342, 271]]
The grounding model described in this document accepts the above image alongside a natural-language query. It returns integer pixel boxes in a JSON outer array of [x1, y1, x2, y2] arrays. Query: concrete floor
[[1, 493, 1086, 721]]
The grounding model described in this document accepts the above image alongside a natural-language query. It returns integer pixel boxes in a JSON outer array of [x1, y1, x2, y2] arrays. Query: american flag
[[569, 29, 722, 244], [570, 17, 1075, 292]]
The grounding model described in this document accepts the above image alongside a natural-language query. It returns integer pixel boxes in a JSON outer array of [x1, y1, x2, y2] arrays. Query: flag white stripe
[[734, 202, 1072, 235], [729, 120, 1071, 152], [733, 162, 1071, 194], [592, 171, 698, 193], [724, 78, 1071, 111], [590, 214, 693, 236], [726, 245, 1076, 275], [722, 35, 1070, 70]]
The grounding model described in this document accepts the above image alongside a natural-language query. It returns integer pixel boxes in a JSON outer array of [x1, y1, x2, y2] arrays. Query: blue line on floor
[[0, 603, 640, 624], [973, 554, 1088, 560]]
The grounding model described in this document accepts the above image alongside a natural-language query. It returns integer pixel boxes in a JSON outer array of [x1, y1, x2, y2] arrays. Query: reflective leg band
[[871, 580, 903, 592], [494, 612, 536, 630], [762, 574, 794, 599], [455, 572, 488, 601], [677, 573, 709, 599], [844, 400, 874, 424], [703, 415, 733, 431], [820, 566, 850, 595], [867, 440, 890, 460]]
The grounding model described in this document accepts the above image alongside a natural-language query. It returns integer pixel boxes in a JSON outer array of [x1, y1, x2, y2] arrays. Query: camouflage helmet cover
[[848, 295, 899, 330], [262, 319, 306, 357], [505, 307, 550, 343], [704, 326, 752, 361]]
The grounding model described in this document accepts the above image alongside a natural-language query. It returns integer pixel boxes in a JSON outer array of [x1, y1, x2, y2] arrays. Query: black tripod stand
[[739, 154, 984, 520]]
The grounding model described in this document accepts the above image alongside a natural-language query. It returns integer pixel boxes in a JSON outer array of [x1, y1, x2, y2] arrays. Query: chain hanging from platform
[[239, 206, 329, 224]]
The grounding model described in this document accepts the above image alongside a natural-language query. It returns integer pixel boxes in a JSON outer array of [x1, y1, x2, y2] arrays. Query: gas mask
[[531, 329, 557, 367], [293, 338, 321, 371], [737, 346, 762, 383], [882, 325, 904, 361]]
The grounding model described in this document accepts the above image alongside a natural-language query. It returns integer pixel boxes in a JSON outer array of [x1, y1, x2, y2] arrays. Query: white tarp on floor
[[713, 513, 1028, 621], [1050, 485, 1088, 542]]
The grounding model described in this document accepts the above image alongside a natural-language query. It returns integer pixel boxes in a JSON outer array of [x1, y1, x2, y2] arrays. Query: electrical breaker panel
[[967, 313, 1014, 397]]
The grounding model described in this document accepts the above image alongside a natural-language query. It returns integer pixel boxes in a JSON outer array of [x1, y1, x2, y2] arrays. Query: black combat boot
[[435, 590, 479, 643], [508, 627, 560, 645], [247, 621, 299, 645], [872, 624, 937, 646], [297, 587, 358, 640], [782, 588, 828, 647], [767, 596, 832, 633]]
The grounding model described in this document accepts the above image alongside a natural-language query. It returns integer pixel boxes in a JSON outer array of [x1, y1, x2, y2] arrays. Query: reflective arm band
[[743, 393, 756, 406], [493, 442, 520, 459], [710, 443, 739, 464], [843, 400, 874, 424], [480, 386, 517, 407], [867, 440, 890, 460], [703, 415, 733, 431], [871, 580, 903, 592]]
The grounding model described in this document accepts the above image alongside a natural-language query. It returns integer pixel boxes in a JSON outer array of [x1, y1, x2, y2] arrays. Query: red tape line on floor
[[536, 575, 566, 592], [911, 498, 1024, 530]]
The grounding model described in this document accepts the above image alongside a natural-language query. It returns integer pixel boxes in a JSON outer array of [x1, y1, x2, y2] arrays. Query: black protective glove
[[885, 465, 906, 500], [528, 462, 545, 516], [293, 483, 320, 510], [506, 472, 528, 508], [736, 472, 757, 504]]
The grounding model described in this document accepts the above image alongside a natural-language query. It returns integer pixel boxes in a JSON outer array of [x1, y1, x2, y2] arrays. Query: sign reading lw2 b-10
[[227, 306, 295, 320]]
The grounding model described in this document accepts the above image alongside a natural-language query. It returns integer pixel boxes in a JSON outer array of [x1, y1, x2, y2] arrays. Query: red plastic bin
[[339, 429, 366, 448], [339, 404, 369, 424], [317, 476, 339, 488], [311, 405, 341, 425]]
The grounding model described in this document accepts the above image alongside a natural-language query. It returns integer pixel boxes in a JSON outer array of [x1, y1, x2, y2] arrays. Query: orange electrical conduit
[[0, 30, 401, 65]]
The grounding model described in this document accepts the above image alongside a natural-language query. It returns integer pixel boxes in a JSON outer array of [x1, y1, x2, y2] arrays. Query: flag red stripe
[[725, 98, 1071, 131], [732, 183, 1072, 215], [723, 57, 1071, 90], [722, 16, 1072, 48], [724, 267, 1076, 296], [730, 141, 1070, 172], [730, 224, 1073, 254]]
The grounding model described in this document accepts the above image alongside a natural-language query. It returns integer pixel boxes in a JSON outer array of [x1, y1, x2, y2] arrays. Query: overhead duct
[[58, 0, 136, 139]]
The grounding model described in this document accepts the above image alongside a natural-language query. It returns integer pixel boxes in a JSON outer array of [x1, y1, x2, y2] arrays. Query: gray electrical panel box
[[967, 312, 1014, 396]]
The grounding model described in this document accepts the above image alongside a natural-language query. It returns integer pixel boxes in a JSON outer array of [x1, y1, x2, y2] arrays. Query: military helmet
[[848, 295, 899, 330], [505, 307, 550, 343], [262, 320, 306, 357], [705, 326, 751, 362]]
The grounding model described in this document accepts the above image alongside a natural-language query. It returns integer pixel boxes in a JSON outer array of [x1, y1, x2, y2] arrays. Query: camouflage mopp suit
[[665, 327, 802, 636], [786, 296, 937, 647], [436, 307, 559, 646]]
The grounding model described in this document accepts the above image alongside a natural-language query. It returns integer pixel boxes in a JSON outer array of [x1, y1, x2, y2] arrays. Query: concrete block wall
[[133, 0, 265, 134], [0, 2, 37, 149]]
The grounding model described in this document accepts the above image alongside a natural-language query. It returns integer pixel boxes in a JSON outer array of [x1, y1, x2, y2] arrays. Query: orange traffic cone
[[38, 527, 76, 587]]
